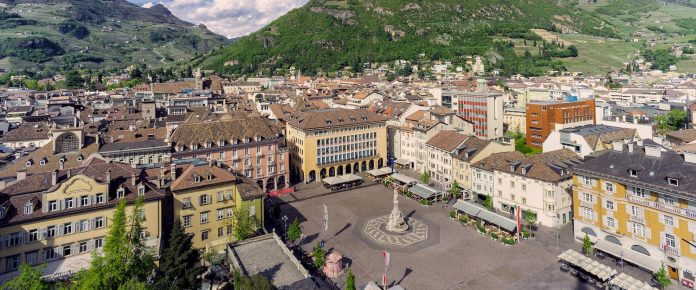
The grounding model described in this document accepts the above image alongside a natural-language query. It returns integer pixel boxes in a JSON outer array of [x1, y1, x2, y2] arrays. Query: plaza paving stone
[[269, 182, 667, 290]]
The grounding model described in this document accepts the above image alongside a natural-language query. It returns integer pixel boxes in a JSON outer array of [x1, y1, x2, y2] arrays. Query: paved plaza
[[269, 182, 661, 290]]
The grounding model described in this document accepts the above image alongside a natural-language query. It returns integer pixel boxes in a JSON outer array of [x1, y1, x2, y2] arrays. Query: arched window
[[581, 227, 597, 237], [605, 235, 621, 246], [55, 132, 80, 153], [631, 245, 650, 256]]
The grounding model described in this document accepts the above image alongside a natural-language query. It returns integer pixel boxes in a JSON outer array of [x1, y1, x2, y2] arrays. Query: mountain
[[0, 0, 229, 72], [194, 0, 618, 76], [196, 0, 696, 76]]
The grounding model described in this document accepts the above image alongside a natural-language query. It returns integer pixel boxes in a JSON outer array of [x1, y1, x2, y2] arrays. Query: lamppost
[[282, 215, 288, 241]]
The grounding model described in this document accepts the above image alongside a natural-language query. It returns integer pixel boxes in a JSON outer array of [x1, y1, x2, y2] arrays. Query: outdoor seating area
[[394, 158, 411, 169], [452, 200, 518, 245], [558, 249, 619, 289], [408, 184, 442, 205], [321, 174, 363, 191], [365, 167, 394, 182], [593, 239, 660, 274], [385, 172, 419, 192], [608, 273, 658, 290]]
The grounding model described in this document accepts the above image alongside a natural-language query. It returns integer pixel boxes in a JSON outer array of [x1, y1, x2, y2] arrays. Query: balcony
[[244, 164, 252, 170], [663, 244, 681, 257], [231, 155, 239, 161], [628, 215, 645, 225], [256, 151, 264, 157], [626, 195, 696, 219], [268, 160, 276, 166], [581, 201, 594, 209]]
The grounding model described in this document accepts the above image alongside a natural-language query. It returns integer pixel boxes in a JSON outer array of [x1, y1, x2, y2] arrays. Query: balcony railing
[[628, 215, 645, 225], [581, 201, 594, 209], [663, 244, 681, 257], [626, 195, 696, 219]]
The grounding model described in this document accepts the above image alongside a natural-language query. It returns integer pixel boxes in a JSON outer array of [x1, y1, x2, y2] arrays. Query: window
[[80, 195, 90, 206], [201, 230, 209, 241], [137, 186, 145, 196], [629, 169, 637, 177], [249, 206, 256, 216], [227, 207, 234, 218], [604, 182, 614, 192], [510, 181, 515, 188], [217, 192, 224, 202], [24, 203, 33, 215], [183, 215, 192, 227], [217, 209, 225, 220], [498, 178, 502, 184], [522, 184, 526, 191], [49, 201, 58, 211], [629, 205, 640, 217], [65, 198, 74, 209], [6, 255, 19, 271], [79, 242, 88, 253], [632, 223, 646, 237], [579, 176, 594, 186], [25, 251, 37, 265], [663, 215, 675, 227], [95, 238, 103, 249], [580, 207, 593, 220], [606, 216, 616, 228], [64, 222, 73, 235], [200, 195, 211, 205], [632, 187, 646, 198], [63, 245, 72, 256], [117, 188, 125, 199], [44, 248, 55, 260], [606, 200, 615, 210], [96, 193, 105, 204], [183, 197, 192, 209], [47, 226, 56, 238], [662, 194, 676, 206], [665, 233, 677, 248], [581, 192, 593, 203], [28, 229, 38, 242], [667, 178, 679, 186], [218, 227, 224, 237], [96, 217, 105, 228], [200, 212, 209, 224], [227, 225, 233, 235]]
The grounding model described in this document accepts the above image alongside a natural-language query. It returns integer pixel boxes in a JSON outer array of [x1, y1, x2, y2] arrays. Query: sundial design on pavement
[[362, 215, 428, 246]]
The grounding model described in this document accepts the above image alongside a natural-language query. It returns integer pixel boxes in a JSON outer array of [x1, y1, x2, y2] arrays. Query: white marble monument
[[386, 189, 408, 233]]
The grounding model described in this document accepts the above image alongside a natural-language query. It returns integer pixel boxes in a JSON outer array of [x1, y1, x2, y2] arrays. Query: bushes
[[490, 232, 499, 240], [522, 229, 531, 239], [420, 199, 432, 206], [502, 238, 516, 245], [476, 222, 486, 233], [449, 210, 457, 219], [458, 215, 469, 223]]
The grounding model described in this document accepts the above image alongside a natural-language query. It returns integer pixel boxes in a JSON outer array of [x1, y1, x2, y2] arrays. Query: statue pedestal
[[386, 190, 409, 233]]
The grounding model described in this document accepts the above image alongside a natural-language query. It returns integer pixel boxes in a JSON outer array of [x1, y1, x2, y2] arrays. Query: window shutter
[[90, 218, 96, 230], [57, 225, 64, 236], [59, 199, 65, 210], [92, 195, 97, 205], [74, 221, 79, 233], [39, 228, 46, 240], [87, 240, 94, 251], [646, 227, 652, 237]]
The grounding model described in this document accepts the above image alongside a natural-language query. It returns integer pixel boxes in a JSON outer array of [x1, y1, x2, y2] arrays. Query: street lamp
[[282, 215, 288, 241]]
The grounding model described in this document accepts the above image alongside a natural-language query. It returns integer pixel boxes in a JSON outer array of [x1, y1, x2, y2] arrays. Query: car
[[559, 263, 570, 272], [595, 251, 606, 259]]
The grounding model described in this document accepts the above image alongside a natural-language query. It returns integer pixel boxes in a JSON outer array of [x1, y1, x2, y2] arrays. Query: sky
[[128, 0, 309, 38]]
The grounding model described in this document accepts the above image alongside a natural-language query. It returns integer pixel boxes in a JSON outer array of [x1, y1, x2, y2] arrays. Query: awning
[[594, 239, 660, 273], [453, 200, 482, 217], [477, 209, 518, 233], [390, 173, 418, 185], [395, 158, 410, 166], [409, 184, 440, 199], [558, 249, 617, 282], [322, 174, 363, 186], [608, 273, 658, 290], [366, 167, 394, 177]]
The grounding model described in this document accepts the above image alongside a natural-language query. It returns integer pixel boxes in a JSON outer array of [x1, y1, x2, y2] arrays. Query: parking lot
[[267, 181, 665, 290]]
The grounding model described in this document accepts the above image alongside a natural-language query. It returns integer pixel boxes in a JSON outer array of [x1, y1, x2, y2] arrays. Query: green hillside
[[196, 0, 696, 76], [0, 0, 229, 72]]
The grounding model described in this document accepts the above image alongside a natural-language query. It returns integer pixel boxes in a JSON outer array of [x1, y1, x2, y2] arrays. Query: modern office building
[[526, 100, 596, 149], [445, 90, 504, 140]]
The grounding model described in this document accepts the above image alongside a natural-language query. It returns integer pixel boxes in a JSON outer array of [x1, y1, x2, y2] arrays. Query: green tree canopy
[[420, 170, 430, 184], [345, 268, 356, 290], [2, 263, 48, 290], [582, 233, 593, 256], [656, 109, 688, 135], [153, 219, 205, 290], [313, 242, 326, 269], [654, 266, 672, 289], [287, 218, 302, 244]]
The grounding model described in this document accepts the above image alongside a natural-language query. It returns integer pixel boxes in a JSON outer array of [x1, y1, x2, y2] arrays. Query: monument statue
[[387, 189, 408, 232]]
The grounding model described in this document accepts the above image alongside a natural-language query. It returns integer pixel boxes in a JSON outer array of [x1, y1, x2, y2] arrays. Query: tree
[[655, 109, 688, 134], [313, 242, 326, 269], [64, 70, 84, 89], [345, 268, 356, 290], [420, 170, 430, 184], [582, 233, 592, 256], [483, 195, 493, 211], [449, 180, 462, 199], [287, 218, 302, 244], [232, 268, 276, 290], [2, 263, 48, 290], [72, 198, 155, 290], [654, 265, 672, 289], [524, 211, 537, 234], [229, 207, 260, 241], [153, 219, 205, 290]]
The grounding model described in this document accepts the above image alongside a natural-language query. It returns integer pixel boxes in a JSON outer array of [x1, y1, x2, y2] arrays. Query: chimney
[[628, 143, 634, 153], [131, 173, 137, 187], [59, 161, 64, 170], [645, 145, 662, 158], [612, 141, 624, 152], [67, 169, 71, 178], [170, 163, 177, 181], [685, 152, 696, 164], [637, 139, 644, 147], [51, 170, 57, 186], [16, 170, 27, 181], [106, 169, 111, 183]]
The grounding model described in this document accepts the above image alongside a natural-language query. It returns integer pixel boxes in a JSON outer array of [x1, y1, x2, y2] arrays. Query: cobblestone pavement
[[268, 182, 669, 290], [362, 215, 429, 247]]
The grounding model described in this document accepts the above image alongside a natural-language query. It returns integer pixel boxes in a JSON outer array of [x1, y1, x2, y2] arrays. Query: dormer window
[[76, 155, 83, 161], [193, 174, 201, 183], [629, 169, 638, 177], [667, 178, 679, 186], [26, 160, 33, 167], [193, 144, 199, 150], [39, 159, 46, 166], [521, 168, 527, 175], [137, 184, 145, 196], [206, 173, 213, 181], [510, 166, 515, 172], [23, 202, 33, 215], [117, 187, 126, 199], [0, 207, 5, 219]]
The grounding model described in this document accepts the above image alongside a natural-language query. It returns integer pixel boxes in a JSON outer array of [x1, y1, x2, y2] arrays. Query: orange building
[[526, 100, 596, 149]]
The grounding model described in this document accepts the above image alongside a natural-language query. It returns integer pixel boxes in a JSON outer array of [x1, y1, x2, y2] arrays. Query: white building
[[543, 125, 638, 158]]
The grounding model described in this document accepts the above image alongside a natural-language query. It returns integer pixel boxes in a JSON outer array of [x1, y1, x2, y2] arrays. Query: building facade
[[526, 100, 596, 149], [286, 108, 388, 183], [572, 141, 696, 284], [446, 91, 504, 140], [0, 163, 165, 279], [503, 108, 526, 134]]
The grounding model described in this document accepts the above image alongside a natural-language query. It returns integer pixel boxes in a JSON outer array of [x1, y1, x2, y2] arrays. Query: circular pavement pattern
[[362, 215, 428, 246]]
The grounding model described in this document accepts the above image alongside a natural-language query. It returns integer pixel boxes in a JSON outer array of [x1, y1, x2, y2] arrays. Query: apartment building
[[170, 163, 264, 251], [473, 149, 582, 226], [543, 125, 638, 158], [286, 108, 388, 183], [572, 140, 696, 283], [0, 163, 165, 279], [504, 108, 526, 134], [169, 116, 290, 192], [452, 137, 514, 194], [425, 131, 470, 190], [526, 100, 596, 149], [446, 90, 504, 140]]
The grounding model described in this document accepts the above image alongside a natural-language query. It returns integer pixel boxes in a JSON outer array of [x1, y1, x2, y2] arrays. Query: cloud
[[129, 0, 309, 38]]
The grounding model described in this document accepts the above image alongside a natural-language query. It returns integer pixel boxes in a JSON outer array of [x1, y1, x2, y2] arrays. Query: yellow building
[[0, 162, 165, 280], [452, 137, 514, 195], [170, 163, 264, 251], [503, 108, 526, 134], [286, 108, 389, 183], [572, 141, 696, 284]]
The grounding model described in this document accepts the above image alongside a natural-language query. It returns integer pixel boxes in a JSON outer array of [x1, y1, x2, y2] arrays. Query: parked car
[[559, 263, 570, 272], [595, 251, 606, 259]]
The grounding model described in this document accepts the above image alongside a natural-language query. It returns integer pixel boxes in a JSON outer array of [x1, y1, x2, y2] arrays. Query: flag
[[382, 250, 390, 289], [323, 204, 328, 232]]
